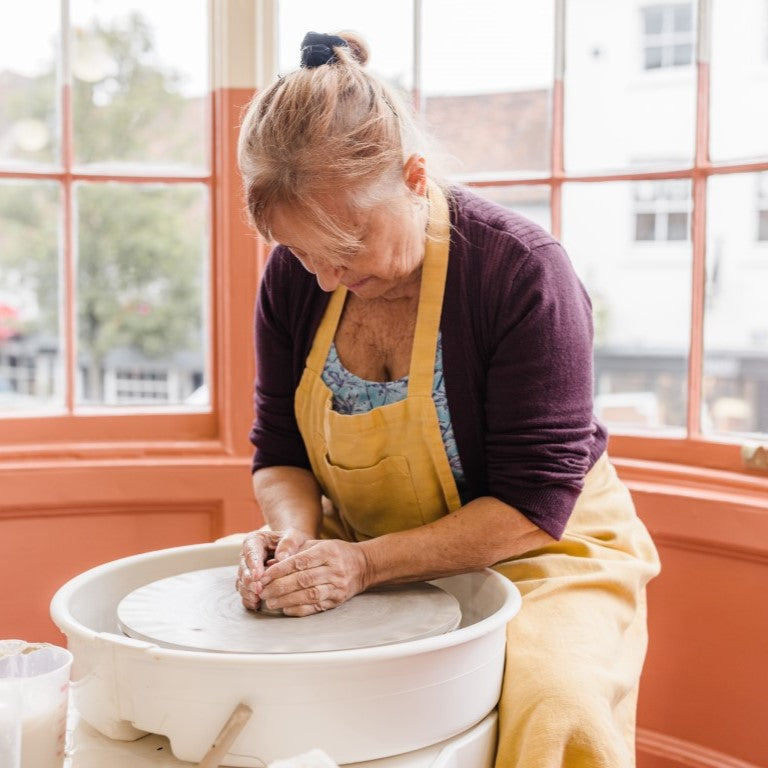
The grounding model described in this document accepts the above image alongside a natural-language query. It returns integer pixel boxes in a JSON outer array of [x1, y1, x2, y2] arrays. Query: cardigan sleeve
[[249, 249, 312, 473], [483, 240, 598, 539]]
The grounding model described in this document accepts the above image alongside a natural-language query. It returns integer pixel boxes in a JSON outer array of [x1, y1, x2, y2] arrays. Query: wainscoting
[[621, 460, 768, 768], [0, 459, 256, 644], [0, 453, 765, 766]]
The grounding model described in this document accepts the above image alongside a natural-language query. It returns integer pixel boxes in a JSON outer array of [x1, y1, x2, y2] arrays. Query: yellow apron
[[293, 187, 660, 767], [493, 454, 660, 767], [294, 186, 461, 541]]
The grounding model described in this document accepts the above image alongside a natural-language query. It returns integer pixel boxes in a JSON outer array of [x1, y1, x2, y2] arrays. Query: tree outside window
[[0, 2, 209, 413]]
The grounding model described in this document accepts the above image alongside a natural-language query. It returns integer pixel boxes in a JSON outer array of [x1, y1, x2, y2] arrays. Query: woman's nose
[[314, 262, 343, 291]]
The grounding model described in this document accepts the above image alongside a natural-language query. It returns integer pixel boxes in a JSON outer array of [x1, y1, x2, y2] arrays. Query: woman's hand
[[236, 528, 313, 610], [258, 539, 371, 617]]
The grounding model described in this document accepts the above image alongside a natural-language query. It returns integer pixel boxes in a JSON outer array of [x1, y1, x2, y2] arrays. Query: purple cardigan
[[250, 186, 607, 539]]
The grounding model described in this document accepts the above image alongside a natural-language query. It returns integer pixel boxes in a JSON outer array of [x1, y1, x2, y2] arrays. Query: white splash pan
[[50, 542, 521, 766]]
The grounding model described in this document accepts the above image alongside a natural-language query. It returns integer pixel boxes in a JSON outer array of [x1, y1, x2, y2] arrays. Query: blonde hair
[[238, 31, 444, 262]]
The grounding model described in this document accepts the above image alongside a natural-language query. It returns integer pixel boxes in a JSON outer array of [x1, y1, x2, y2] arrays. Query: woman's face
[[270, 186, 428, 301]]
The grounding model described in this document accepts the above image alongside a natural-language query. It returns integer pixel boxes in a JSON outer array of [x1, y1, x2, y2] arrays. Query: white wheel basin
[[50, 542, 520, 766]]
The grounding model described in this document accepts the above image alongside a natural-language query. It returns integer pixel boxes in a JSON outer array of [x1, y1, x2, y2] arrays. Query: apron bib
[[294, 185, 461, 541]]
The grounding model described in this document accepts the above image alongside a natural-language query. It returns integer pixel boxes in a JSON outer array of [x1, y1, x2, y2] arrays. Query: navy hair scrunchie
[[300, 31, 348, 68]]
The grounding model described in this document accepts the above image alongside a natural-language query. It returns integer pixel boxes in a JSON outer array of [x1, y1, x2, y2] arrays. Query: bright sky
[[0, 0, 208, 95], [278, 0, 554, 94], [0, 0, 553, 96]]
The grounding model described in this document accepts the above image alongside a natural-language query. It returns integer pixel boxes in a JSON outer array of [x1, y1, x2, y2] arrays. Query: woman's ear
[[403, 154, 427, 196]]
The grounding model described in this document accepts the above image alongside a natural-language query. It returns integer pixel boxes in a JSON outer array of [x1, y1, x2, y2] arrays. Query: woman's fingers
[[259, 540, 368, 615], [273, 527, 312, 562], [237, 531, 274, 610], [258, 541, 325, 587], [263, 572, 343, 616], [236, 529, 316, 611], [242, 532, 275, 576]]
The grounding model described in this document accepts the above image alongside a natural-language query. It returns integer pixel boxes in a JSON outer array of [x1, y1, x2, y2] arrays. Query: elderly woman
[[236, 31, 660, 768]]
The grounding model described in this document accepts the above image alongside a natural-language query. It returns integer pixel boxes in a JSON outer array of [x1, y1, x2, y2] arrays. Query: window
[[758, 173, 768, 242], [710, 0, 768, 161], [0, 1, 211, 418], [419, 0, 554, 178], [565, 2, 696, 174], [642, 4, 694, 70], [705, 173, 768, 437], [275, 0, 768, 461], [634, 179, 691, 241]]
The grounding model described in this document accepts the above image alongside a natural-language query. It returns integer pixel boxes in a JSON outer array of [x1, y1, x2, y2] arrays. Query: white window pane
[[673, 4, 693, 32], [71, 1, 209, 172], [672, 43, 693, 66], [667, 211, 689, 240], [422, 0, 553, 177], [644, 7, 664, 35], [704, 174, 768, 437], [75, 183, 208, 408], [635, 212, 656, 240], [710, 0, 768, 162], [0, 181, 63, 413], [277, 1, 413, 91], [0, 1, 59, 167], [473, 185, 551, 233], [565, 1, 696, 172], [758, 210, 768, 241], [644, 46, 664, 69], [562, 182, 691, 432]]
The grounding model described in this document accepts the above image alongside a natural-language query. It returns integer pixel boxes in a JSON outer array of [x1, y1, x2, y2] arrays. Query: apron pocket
[[321, 454, 424, 539]]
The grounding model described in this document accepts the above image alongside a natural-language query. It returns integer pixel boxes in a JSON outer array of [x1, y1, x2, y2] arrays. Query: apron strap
[[305, 285, 347, 373], [407, 184, 451, 397]]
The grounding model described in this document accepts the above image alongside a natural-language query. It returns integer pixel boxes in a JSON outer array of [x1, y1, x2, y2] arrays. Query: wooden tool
[[197, 701, 253, 768]]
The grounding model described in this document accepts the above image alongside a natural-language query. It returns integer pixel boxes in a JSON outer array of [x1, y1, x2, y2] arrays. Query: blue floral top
[[321, 332, 468, 503]]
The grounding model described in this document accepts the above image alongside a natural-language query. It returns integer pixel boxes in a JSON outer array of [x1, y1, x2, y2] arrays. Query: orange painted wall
[[1, 86, 767, 768]]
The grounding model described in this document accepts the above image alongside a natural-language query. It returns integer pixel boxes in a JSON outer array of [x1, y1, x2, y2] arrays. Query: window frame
[[411, 0, 768, 474], [3, 0, 767, 475], [0, 0, 264, 457]]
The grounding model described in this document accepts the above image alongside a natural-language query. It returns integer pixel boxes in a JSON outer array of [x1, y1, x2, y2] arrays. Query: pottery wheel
[[116, 566, 461, 653]]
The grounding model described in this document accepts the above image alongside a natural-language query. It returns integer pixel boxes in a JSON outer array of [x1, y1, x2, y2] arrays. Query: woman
[[236, 30, 660, 768]]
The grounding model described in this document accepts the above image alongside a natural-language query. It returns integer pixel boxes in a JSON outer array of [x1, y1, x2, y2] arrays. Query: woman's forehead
[[270, 199, 371, 249]]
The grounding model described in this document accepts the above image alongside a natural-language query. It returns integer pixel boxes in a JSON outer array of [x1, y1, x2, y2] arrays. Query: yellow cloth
[[293, 185, 660, 766], [494, 453, 659, 767]]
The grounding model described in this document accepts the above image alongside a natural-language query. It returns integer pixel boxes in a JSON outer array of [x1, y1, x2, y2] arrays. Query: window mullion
[[687, 0, 712, 438], [61, 0, 76, 415], [412, 0, 423, 117], [551, 0, 565, 240]]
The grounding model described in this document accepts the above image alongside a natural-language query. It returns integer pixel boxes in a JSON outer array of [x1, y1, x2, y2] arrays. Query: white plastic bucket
[[0, 640, 73, 768]]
